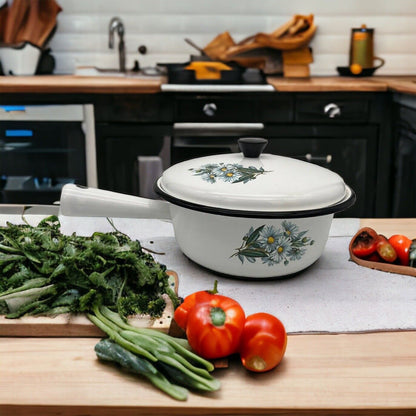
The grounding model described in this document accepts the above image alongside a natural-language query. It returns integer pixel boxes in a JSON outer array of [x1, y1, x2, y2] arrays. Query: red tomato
[[376, 235, 397, 263], [351, 227, 378, 258], [185, 295, 245, 360], [364, 251, 382, 262], [174, 291, 213, 331], [239, 313, 287, 373], [388, 235, 412, 266], [173, 281, 220, 330]]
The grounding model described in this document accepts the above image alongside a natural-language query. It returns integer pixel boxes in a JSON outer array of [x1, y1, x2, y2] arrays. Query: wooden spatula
[[18, 0, 62, 47], [3, 0, 30, 44]]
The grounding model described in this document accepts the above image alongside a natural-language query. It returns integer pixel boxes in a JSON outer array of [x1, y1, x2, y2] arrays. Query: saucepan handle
[[59, 184, 172, 220]]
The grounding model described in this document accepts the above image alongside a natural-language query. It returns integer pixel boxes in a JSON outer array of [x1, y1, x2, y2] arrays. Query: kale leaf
[[0, 216, 178, 319]]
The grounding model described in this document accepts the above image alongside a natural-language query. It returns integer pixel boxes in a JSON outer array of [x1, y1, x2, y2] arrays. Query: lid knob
[[238, 137, 268, 158]]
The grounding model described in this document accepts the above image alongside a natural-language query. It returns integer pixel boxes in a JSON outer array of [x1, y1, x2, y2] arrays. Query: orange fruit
[[350, 63, 363, 75]]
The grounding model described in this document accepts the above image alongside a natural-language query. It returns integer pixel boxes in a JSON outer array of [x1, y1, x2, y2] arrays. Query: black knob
[[132, 60, 140, 72], [238, 138, 268, 158], [203, 103, 217, 117], [138, 45, 147, 54]]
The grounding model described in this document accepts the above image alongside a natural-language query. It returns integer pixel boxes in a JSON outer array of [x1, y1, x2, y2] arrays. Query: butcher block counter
[[2, 74, 416, 94], [0, 74, 166, 94], [1, 217, 416, 416]]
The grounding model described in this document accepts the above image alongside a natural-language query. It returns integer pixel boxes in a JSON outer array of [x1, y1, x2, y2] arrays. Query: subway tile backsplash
[[50, 0, 416, 75]]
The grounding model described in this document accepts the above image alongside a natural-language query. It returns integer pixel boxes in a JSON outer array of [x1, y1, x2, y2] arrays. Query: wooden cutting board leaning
[[0, 270, 178, 337]]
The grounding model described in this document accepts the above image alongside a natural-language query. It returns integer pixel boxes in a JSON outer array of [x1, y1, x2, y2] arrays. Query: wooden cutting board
[[0, 271, 178, 337]]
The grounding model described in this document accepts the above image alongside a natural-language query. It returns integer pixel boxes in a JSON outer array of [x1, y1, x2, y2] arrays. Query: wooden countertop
[[375, 76, 416, 95], [1, 74, 416, 94], [0, 74, 166, 94], [266, 76, 389, 92], [1, 218, 415, 415], [2, 332, 415, 416]]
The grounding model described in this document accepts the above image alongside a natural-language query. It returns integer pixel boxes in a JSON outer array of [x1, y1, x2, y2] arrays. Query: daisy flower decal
[[231, 222, 314, 266], [189, 162, 269, 184]]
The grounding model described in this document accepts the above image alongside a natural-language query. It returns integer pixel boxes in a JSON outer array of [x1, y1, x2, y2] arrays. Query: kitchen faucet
[[108, 17, 126, 72]]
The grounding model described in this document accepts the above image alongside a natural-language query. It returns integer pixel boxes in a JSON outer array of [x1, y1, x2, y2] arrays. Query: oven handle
[[173, 122, 264, 132]]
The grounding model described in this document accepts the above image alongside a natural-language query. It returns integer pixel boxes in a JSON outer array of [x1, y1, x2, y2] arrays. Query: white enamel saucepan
[[60, 138, 355, 279]]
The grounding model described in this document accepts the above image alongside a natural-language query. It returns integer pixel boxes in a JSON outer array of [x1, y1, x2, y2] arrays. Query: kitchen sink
[[74, 66, 164, 78]]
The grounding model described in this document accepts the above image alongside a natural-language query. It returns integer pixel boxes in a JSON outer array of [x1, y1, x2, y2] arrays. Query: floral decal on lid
[[231, 221, 314, 266], [189, 162, 269, 184]]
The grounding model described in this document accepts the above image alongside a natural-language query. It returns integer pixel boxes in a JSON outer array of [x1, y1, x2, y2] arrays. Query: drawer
[[175, 96, 257, 122], [94, 94, 173, 122], [257, 95, 294, 122], [295, 96, 371, 123]]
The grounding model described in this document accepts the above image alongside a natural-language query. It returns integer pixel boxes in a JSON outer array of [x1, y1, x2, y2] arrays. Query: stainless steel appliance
[[0, 104, 96, 204]]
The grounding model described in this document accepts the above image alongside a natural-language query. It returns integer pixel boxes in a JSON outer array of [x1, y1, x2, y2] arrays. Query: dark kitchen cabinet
[[391, 93, 416, 217], [94, 94, 173, 196], [264, 126, 378, 218], [262, 92, 393, 218], [95, 123, 171, 196]]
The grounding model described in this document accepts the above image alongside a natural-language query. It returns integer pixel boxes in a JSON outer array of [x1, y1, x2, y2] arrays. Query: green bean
[[167, 351, 216, 379], [100, 305, 214, 372], [156, 361, 219, 392], [88, 305, 221, 399], [154, 352, 221, 392], [95, 339, 188, 401], [120, 329, 175, 355], [88, 313, 157, 362]]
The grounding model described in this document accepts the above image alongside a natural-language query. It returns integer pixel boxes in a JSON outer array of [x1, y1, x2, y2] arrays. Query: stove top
[[159, 63, 274, 92]]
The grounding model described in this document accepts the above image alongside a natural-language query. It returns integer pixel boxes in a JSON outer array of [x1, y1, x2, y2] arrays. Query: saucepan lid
[[156, 138, 356, 218]]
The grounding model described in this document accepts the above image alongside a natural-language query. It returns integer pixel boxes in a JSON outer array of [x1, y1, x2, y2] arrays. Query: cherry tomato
[[239, 313, 287, 373], [351, 227, 378, 258], [376, 235, 397, 263], [364, 251, 382, 262], [388, 234, 412, 266], [185, 295, 245, 360], [173, 280, 220, 330]]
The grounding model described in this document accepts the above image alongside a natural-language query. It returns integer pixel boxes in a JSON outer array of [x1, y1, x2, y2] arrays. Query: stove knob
[[203, 103, 217, 117], [324, 103, 341, 118]]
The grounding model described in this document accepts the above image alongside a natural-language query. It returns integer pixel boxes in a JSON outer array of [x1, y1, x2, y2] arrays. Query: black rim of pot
[[155, 181, 357, 219]]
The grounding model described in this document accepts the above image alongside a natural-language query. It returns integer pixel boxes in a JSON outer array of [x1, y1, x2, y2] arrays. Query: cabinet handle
[[305, 153, 333, 165], [203, 103, 217, 117], [173, 122, 264, 132], [323, 103, 341, 118]]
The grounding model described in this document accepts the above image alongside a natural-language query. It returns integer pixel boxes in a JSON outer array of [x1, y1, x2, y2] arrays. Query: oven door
[[171, 122, 265, 164], [0, 104, 95, 204]]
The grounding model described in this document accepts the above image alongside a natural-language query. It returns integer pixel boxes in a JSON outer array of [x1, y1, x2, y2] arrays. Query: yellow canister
[[349, 24, 374, 69]]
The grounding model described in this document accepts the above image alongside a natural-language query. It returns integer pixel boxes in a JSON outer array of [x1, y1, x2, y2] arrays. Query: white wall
[[48, 0, 416, 76]]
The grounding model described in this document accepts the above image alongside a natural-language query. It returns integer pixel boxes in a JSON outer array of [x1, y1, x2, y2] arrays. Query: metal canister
[[349, 24, 374, 69]]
